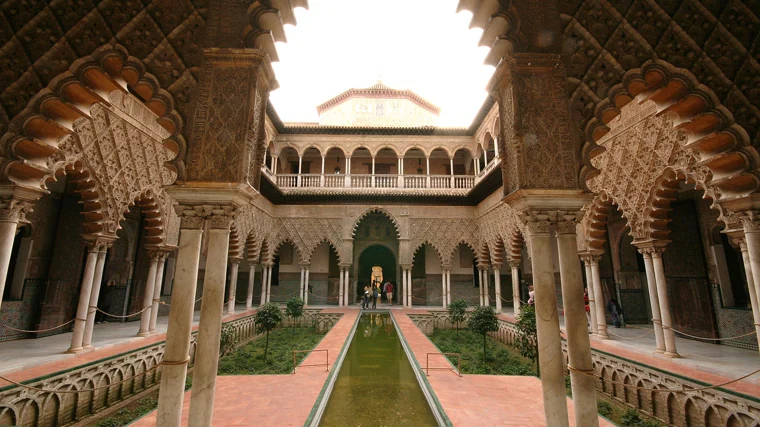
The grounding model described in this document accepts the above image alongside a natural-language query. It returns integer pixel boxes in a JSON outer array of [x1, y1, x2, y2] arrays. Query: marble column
[[402, 267, 408, 307], [156, 218, 204, 427], [445, 269, 451, 307], [67, 241, 100, 353], [478, 267, 485, 306], [189, 227, 231, 426], [149, 252, 169, 334], [556, 221, 597, 427], [304, 267, 310, 306], [343, 267, 350, 306], [580, 256, 598, 335], [266, 264, 273, 303], [137, 252, 161, 336], [493, 264, 502, 313], [589, 257, 609, 339], [441, 267, 447, 308], [0, 200, 32, 312], [650, 247, 679, 357], [737, 238, 760, 356], [741, 217, 760, 316], [226, 258, 240, 314], [338, 266, 344, 307], [510, 261, 521, 316], [83, 242, 111, 349], [260, 264, 268, 306], [245, 264, 256, 309], [407, 269, 413, 308], [484, 267, 491, 306], [526, 217, 569, 427], [299, 266, 305, 300], [638, 248, 665, 353]]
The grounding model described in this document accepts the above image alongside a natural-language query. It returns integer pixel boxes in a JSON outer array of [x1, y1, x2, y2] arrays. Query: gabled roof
[[316, 82, 441, 115]]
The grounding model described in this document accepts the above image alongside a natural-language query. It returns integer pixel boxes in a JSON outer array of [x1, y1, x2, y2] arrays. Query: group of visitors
[[362, 280, 394, 309]]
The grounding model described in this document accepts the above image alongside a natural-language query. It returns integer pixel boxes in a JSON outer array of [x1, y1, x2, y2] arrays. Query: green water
[[320, 313, 438, 427]]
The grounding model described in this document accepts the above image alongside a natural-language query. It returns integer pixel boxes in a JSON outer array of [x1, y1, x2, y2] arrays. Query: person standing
[[371, 285, 378, 309], [384, 281, 394, 306], [362, 285, 371, 309], [607, 298, 623, 328]]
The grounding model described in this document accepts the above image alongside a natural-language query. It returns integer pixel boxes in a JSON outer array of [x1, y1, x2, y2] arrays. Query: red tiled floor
[[393, 310, 615, 426], [133, 310, 359, 427]]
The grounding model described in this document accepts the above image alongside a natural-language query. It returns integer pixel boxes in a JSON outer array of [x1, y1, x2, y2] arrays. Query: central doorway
[[357, 245, 397, 303]]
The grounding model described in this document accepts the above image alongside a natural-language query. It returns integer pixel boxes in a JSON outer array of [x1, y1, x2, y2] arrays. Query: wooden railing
[[271, 173, 481, 190]]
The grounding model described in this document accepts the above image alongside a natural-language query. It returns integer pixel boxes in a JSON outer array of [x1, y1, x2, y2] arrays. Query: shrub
[[467, 306, 498, 362], [447, 300, 468, 336], [255, 302, 283, 360], [597, 400, 612, 417], [285, 297, 305, 337], [515, 304, 539, 375], [219, 324, 238, 357]]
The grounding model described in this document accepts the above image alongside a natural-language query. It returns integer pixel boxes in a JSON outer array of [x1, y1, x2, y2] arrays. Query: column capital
[[578, 251, 602, 265], [441, 263, 452, 271], [508, 259, 521, 269], [174, 204, 239, 230], [634, 239, 668, 257], [554, 211, 583, 235], [739, 210, 760, 233], [83, 235, 117, 252], [0, 198, 34, 223], [229, 257, 243, 266], [492, 263, 502, 271], [299, 261, 310, 268], [400, 264, 412, 270]]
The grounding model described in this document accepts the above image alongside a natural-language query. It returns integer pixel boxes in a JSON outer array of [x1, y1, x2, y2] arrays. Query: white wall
[[310, 243, 331, 273], [424, 244, 442, 273]]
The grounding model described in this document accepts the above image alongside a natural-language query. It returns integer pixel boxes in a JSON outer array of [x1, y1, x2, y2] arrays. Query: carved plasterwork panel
[[57, 100, 177, 239], [263, 217, 344, 264], [586, 100, 707, 241], [409, 218, 479, 265]]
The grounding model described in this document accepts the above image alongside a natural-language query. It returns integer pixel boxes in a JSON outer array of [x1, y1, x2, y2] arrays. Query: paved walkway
[[392, 310, 614, 427], [498, 309, 760, 396], [0, 304, 252, 383], [133, 309, 358, 427]]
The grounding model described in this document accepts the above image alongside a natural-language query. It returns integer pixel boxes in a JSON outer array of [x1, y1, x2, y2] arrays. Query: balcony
[[261, 158, 500, 201]]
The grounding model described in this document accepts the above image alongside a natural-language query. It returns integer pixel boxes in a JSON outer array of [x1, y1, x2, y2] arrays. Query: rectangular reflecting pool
[[319, 312, 438, 426]]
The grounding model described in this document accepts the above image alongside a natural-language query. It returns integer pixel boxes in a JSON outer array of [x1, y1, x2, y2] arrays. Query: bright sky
[[270, 0, 495, 128]]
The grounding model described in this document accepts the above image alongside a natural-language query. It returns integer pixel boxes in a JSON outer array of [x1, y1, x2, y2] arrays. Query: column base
[[81, 344, 94, 351], [664, 351, 681, 358], [654, 348, 665, 354], [594, 332, 609, 340], [227, 310, 236, 315], [136, 330, 153, 337], [148, 329, 158, 335], [65, 346, 84, 354]]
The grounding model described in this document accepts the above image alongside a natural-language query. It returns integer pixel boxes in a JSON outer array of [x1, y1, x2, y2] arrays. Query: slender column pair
[[638, 243, 678, 357], [580, 254, 599, 335], [245, 264, 257, 309], [441, 267, 449, 308], [0, 199, 34, 313], [509, 260, 521, 315], [259, 263, 269, 306], [402, 267, 413, 308], [67, 237, 115, 353], [338, 266, 344, 306], [83, 240, 114, 348], [148, 251, 171, 334], [304, 265, 310, 306], [226, 258, 241, 314], [587, 256, 609, 339], [338, 265, 356, 307], [484, 267, 490, 306], [493, 264, 502, 312], [402, 266, 408, 307], [635, 247, 665, 353], [735, 237, 760, 356], [138, 249, 171, 337]]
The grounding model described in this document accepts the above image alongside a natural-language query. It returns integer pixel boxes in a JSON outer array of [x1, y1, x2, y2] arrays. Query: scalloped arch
[[581, 60, 759, 201], [351, 207, 401, 238]]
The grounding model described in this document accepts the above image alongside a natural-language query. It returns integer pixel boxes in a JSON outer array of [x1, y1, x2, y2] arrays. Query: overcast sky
[[269, 0, 495, 127]]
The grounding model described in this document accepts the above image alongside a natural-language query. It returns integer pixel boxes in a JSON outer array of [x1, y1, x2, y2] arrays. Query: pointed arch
[[351, 207, 401, 238], [581, 60, 759, 201], [306, 238, 342, 265], [411, 241, 445, 267]]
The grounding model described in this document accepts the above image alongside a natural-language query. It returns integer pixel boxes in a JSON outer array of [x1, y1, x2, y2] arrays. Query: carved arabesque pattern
[[586, 100, 707, 242], [409, 218, 478, 266]]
